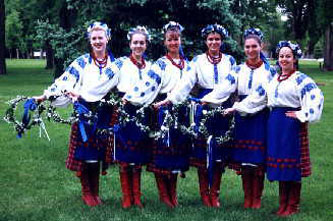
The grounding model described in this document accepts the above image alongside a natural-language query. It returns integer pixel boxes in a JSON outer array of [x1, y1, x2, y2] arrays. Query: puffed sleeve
[[200, 68, 237, 105], [124, 59, 164, 106], [167, 57, 198, 104], [43, 55, 86, 107], [294, 73, 324, 123]]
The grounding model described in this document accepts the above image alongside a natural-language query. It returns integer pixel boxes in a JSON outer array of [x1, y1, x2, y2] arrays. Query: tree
[[0, 0, 6, 75], [276, 0, 315, 43]]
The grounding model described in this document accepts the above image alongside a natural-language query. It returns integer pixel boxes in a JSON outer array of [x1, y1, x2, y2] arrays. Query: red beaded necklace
[[130, 54, 146, 69], [92, 52, 108, 69], [277, 69, 296, 82], [246, 59, 263, 69], [166, 53, 185, 70], [206, 51, 222, 65]]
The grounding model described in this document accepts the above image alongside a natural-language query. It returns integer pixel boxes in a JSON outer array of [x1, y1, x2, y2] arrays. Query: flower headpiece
[[162, 21, 184, 34], [127, 26, 151, 42], [201, 24, 229, 39], [276, 41, 302, 59], [243, 28, 264, 41], [87, 22, 111, 40]]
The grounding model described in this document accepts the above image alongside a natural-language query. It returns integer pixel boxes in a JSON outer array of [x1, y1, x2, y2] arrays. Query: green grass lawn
[[0, 59, 332, 221]]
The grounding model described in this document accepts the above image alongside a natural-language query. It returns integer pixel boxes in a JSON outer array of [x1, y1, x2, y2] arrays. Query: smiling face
[[130, 33, 147, 59], [244, 37, 262, 61], [164, 30, 181, 55], [278, 47, 296, 72], [206, 32, 222, 55], [90, 29, 108, 55]]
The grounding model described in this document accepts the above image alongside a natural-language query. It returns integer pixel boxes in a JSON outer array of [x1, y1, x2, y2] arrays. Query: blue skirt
[[231, 108, 268, 164], [74, 99, 114, 161], [114, 103, 152, 165], [147, 104, 191, 174], [190, 88, 232, 168], [267, 107, 302, 181]]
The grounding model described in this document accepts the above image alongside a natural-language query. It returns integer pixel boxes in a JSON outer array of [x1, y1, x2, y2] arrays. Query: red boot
[[155, 173, 174, 208], [80, 168, 97, 207], [241, 170, 252, 209], [251, 169, 264, 209], [210, 168, 222, 208], [169, 174, 178, 207], [90, 163, 102, 205], [198, 168, 211, 207], [275, 181, 289, 216], [132, 167, 144, 208], [119, 167, 132, 209], [281, 182, 301, 216]]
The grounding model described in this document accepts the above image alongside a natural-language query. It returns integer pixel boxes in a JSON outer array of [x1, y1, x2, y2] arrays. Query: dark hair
[[244, 34, 262, 45]]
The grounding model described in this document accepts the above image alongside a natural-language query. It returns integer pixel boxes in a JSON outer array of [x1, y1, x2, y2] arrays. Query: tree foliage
[[0, 0, 6, 75]]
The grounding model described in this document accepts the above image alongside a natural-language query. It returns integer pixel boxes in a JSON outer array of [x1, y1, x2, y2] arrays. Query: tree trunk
[[45, 40, 54, 69], [0, 0, 6, 75], [16, 49, 19, 59], [323, 23, 333, 71]]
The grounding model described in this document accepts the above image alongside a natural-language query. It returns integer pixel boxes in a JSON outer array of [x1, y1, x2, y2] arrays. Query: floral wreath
[[162, 21, 184, 34], [87, 21, 111, 40], [243, 28, 264, 41], [276, 41, 302, 59], [127, 26, 151, 42], [201, 24, 229, 39]]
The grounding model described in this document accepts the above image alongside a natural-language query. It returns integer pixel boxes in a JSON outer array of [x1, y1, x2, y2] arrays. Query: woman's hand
[[33, 95, 46, 103], [122, 98, 128, 105], [66, 91, 80, 102], [223, 107, 236, 116], [153, 99, 170, 109], [285, 111, 297, 119]]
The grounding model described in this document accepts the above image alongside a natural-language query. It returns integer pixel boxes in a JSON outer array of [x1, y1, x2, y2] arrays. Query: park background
[[0, 0, 332, 220]]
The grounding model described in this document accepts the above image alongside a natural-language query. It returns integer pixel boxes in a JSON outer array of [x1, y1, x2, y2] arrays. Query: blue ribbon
[[74, 101, 97, 143], [18, 98, 37, 138], [207, 136, 214, 188]]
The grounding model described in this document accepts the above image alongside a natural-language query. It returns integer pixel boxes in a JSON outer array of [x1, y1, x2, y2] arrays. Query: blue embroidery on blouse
[[151, 86, 156, 91], [114, 59, 123, 69], [76, 57, 86, 69], [305, 112, 308, 117], [105, 67, 115, 79], [311, 94, 316, 100], [264, 62, 270, 71], [156, 59, 166, 71], [140, 92, 145, 97], [269, 67, 277, 81], [214, 64, 218, 84], [126, 95, 132, 99], [186, 65, 191, 71], [50, 87, 56, 92], [68, 66, 80, 82], [233, 65, 241, 74], [145, 81, 150, 87], [62, 76, 68, 81], [256, 85, 266, 96], [296, 73, 307, 85], [147, 70, 161, 85], [225, 73, 235, 84], [134, 87, 139, 92], [229, 56, 236, 66], [248, 70, 254, 89], [301, 83, 317, 99], [309, 108, 314, 114], [192, 56, 199, 62]]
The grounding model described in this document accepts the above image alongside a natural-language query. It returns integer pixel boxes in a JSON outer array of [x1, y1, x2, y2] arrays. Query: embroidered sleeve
[[43, 56, 86, 107], [233, 84, 268, 115], [200, 69, 237, 104], [295, 73, 324, 123], [167, 59, 198, 104]]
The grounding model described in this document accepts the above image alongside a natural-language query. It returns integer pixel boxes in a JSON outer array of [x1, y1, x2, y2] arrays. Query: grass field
[[0, 59, 332, 221]]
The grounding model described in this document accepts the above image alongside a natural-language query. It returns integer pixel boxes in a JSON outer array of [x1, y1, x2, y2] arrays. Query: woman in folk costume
[[156, 24, 237, 207], [114, 26, 152, 208], [124, 21, 192, 208], [266, 41, 323, 216], [221, 28, 276, 209], [34, 22, 121, 206]]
